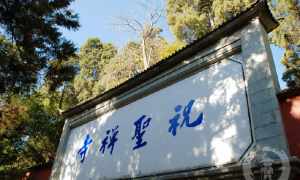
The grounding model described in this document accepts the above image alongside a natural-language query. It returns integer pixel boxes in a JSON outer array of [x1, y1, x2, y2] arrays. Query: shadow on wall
[[51, 19, 283, 179], [55, 54, 254, 179]]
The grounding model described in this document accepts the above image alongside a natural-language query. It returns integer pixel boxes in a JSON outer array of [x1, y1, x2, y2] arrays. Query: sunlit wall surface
[[58, 57, 252, 179]]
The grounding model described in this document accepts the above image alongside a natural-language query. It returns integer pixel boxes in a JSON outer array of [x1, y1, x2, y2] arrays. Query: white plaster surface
[[58, 59, 252, 179]]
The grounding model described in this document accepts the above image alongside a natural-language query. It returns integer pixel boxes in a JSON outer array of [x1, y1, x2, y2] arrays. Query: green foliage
[[140, 26, 167, 69], [0, 93, 63, 174], [166, 0, 300, 87], [0, 1, 79, 174], [101, 35, 168, 90], [269, 0, 300, 87], [166, 0, 255, 42], [72, 38, 117, 102], [2, 0, 298, 176], [0, 0, 79, 94], [0, 36, 23, 94], [101, 42, 144, 90], [159, 40, 186, 59], [166, 0, 213, 43], [212, 0, 254, 25], [281, 49, 300, 87]]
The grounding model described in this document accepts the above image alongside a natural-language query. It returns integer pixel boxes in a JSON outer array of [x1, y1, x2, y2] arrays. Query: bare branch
[[110, 0, 165, 70], [112, 16, 144, 34]]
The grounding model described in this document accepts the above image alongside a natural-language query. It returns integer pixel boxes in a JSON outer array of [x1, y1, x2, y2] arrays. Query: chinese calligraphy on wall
[[77, 99, 204, 163]]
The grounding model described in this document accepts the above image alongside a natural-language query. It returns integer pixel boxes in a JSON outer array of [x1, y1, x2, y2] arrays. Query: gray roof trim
[[63, 0, 278, 118]]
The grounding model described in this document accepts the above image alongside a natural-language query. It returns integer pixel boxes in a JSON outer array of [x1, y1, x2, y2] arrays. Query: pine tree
[[73, 38, 117, 102], [0, 0, 79, 94]]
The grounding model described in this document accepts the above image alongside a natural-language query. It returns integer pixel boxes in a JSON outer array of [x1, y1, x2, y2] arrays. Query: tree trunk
[[58, 85, 65, 111], [207, 11, 214, 29], [141, 38, 149, 70]]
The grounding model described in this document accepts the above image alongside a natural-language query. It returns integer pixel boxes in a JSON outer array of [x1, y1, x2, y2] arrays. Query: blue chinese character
[[181, 99, 204, 128], [108, 125, 119, 154], [99, 130, 109, 154], [78, 134, 93, 163], [99, 125, 119, 155], [168, 99, 204, 136], [168, 105, 182, 136], [132, 115, 151, 150]]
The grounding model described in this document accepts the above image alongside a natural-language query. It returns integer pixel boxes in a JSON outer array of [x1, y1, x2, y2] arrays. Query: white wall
[[58, 58, 252, 179]]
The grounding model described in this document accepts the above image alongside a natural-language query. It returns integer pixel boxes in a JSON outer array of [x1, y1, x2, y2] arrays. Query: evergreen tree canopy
[[0, 0, 79, 175], [269, 0, 300, 87], [101, 33, 168, 90], [0, 0, 79, 93], [101, 41, 144, 90], [73, 38, 117, 102], [0, 92, 64, 174], [166, 0, 300, 87], [166, 0, 213, 43]]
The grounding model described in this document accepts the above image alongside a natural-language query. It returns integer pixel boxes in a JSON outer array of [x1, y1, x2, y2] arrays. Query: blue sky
[[61, 0, 173, 48], [61, 0, 286, 89]]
